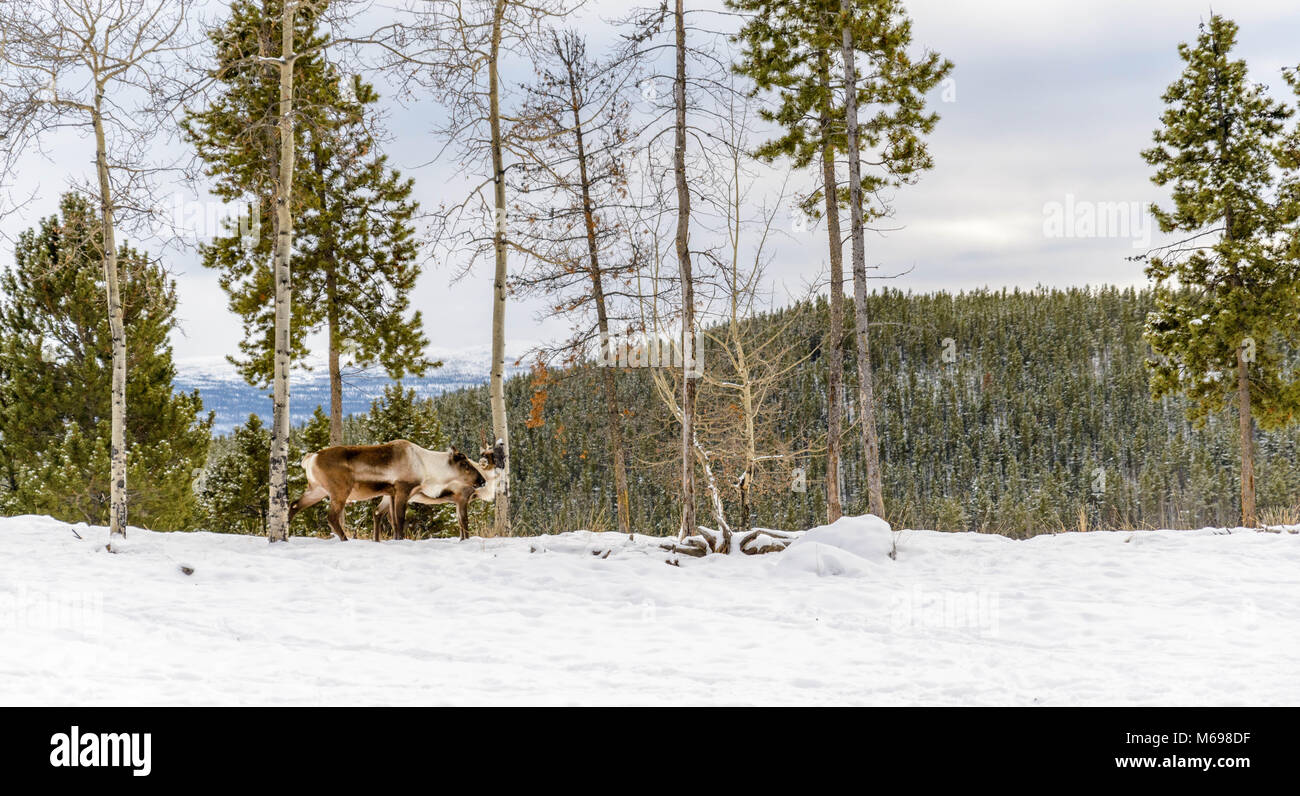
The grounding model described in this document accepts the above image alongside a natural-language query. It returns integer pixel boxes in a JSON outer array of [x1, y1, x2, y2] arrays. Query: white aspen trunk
[[267, 0, 298, 543], [840, 0, 886, 518], [488, 0, 511, 536], [92, 94, 127, 545]]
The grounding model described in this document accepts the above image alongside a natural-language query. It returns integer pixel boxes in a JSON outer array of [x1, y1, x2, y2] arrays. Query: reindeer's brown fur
[[371, 446, 494, 541], [289, 438, 500, 541]]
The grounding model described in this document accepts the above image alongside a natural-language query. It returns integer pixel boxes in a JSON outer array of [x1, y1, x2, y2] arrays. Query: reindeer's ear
[[449, 445, 459, 456]]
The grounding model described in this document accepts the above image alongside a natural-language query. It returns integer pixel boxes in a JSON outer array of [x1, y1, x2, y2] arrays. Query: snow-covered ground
[[1, 513, 1297, 706]]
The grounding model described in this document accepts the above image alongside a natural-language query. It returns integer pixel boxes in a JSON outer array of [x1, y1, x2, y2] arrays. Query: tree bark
[[315, 146, 343, 447], [488, 0, 511, 536], [92, 94, 127, 545], [673, 0, 698, 538], [739, 472, 750, 535], [567, 69, 631, 537], [693, 430, 730, 550], [726, 160, 749, 547], [1216, 62, 1254, 530], [327, 265, 343, 446], [819, 58, 845, 524], [736, 347, 755, 540], [840, 0, 886, 518], [1237, 346, 1256, 527], [267, 0, 298, 543], [648, 365, 729, 546]]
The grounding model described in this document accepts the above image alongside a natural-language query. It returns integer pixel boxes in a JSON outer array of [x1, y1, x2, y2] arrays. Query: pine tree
[[732, 0, 950, 522], [450, 284, 1300, 537], [289, 404, 337, 534], [1140, 15, 1300, 528], [838, 0, 951, 521], [0, 194, 212, 530], [184, 0, 433, 449], [209, 406, 353, 538], [199, 414, 272, 535], [730, 0, 845, 524]]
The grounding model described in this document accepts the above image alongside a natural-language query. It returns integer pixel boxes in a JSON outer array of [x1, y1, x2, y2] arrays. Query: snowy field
[[1, 513, 1297, 706]]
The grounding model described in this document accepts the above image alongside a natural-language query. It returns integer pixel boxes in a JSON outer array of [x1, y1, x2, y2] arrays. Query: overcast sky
[[2, 0, 1298, 366]]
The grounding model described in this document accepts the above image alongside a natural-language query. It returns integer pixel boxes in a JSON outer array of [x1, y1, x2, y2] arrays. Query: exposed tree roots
[[661, 526, 803, 556]]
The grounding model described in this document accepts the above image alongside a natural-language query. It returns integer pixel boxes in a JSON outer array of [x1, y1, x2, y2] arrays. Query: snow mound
[[775, 542, 874, 577], [776, 514, 894, 576]]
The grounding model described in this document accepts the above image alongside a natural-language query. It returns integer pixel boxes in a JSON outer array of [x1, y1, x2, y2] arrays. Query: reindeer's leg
[[289, 486, 327, 526], [456, 495, 470, 541], [386, 491, 401, 541], [392, 485, 412, 541], [326, 490, 349, 541], [373, 496, 389, 542]]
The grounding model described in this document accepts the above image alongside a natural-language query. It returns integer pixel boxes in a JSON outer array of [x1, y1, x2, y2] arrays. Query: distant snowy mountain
[[175, 345, 529, 434]]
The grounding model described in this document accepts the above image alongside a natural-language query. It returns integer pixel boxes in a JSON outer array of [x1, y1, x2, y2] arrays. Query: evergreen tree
[[1140, 15, 1300, 527], [0, 194, 212, 530], [199, 414, 272, 535], [838, 0, 951, 520], [183, 0, 432, 447], [288, 404, 339, 534], [731, 0, 950, 522], [730, 0, 850, 525], [428, 285, 1300, 538], [301, 404, 333, 451], [206, 406, 353, 538]]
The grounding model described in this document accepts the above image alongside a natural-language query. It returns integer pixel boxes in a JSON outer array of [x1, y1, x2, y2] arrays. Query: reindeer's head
[[473, 433, 505, 502], [447, 445, 483, 484], [478, 432, 505, 471]]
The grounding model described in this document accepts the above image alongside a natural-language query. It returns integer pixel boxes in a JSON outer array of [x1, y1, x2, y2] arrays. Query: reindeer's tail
[[299, 452, 318, 483]]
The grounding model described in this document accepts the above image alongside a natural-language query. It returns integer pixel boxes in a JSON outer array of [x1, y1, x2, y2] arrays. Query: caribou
[[288, 437, 504, 541]]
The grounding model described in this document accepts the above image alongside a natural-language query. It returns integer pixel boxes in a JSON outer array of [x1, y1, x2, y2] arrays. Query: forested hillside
[[6, 1, 1296, 545], [422, 285, 1300, 537]]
